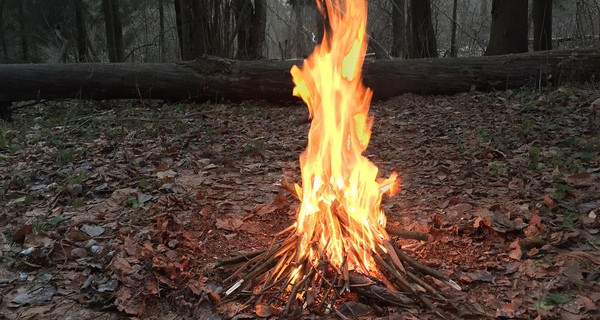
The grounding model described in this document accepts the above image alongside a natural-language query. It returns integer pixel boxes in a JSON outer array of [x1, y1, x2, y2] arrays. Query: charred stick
[[405, 271, 445, 300], [223, 237, 291, 285], [382, 239, 406, 274], [216, 249, 266, 267], [283, 265, 308, 316], [393, 245, 461, 291], [386, 226, 430, 241], [377, 251, 441, 316], [372, 250, 415, 294], [275, 223, 296, 237], [341, 254, 349, 294], [259, 251, 291, 295]]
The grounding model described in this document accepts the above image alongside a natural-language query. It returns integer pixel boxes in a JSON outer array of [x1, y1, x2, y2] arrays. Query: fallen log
[[0, 47, 599, 103]]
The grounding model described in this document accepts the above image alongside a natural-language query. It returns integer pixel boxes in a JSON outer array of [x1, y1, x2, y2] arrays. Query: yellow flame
[[290, 0, 398, 276]]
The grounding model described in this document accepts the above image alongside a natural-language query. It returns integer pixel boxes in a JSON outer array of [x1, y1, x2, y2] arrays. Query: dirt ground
[[1, 85, 599, 319]]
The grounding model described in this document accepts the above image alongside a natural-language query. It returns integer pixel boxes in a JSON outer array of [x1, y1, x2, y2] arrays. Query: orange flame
[[290, 0, 399, 277]]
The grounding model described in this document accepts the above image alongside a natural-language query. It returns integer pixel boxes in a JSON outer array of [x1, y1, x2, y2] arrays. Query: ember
[[221, 0, 459, 316]]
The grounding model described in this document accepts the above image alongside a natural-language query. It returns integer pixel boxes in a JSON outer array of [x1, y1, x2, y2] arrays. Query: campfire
[[220, 0, 459, 316]]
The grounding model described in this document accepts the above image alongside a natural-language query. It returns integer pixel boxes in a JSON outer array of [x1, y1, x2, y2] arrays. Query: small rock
[[90, 245, 101, 254], [19, 247, 34, 256]]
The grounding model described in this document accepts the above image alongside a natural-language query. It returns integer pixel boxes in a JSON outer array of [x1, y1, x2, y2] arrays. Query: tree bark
[[111, 0, 124, 62], [485, 0, 528, 56], [18, 0, 29, 62], [0, 0, 8, 63], [233, 0, 251, 59], [450, 0, 458, 57], [249, 0, 267, 59], [74, 0, 88, 62], [159, 0, 167, 62], [0, 48, 599, 103], [177, 0, 210, 60], [410, 0, 437, 58], [103, 0, 117, 62], [533, 0, 552, 51], [391, 0, 405, 58], [174, 0, 184, 58]]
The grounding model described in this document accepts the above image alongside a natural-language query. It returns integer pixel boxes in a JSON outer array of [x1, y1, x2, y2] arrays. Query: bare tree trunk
[[18, 0, 29, 62], [177, 0, 210, 60], [74, 0, 88, 62], [249, 0, 266, 59], [111, 0, 124, 61], [533, 0, 552, 51], [410, 0, 437, 58], [391, 0, 406, 58], [174, 0, 184, 59], [223, 2, 232, 58], [450, 0, 458, 57], [210, 0, 223, 56], [485, 0, 528, 55], [233, 0, 252, 59], [159, 0, 167, 62], [0, 0, 7, 63], [103, 0, 117, 62]]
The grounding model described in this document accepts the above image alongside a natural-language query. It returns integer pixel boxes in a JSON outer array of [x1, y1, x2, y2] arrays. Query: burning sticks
[[219, 226, 461, 317]]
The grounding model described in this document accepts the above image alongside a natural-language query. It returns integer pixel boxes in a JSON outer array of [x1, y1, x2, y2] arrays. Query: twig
[[386, 226, 430, 241]]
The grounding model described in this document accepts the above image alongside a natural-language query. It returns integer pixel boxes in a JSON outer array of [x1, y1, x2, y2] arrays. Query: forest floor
[[1, 85, 599, 320]]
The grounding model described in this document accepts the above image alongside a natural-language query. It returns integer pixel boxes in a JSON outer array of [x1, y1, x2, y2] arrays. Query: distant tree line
[[0, 0, 598, 64]]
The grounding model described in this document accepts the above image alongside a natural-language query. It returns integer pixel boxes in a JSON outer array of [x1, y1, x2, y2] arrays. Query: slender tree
[[233, 0, 250, 59], [74, 0, 88, 62], [102, 0, 124, 62], [391, 0, 406, 58], [175, 0, 210, 60], [410, 0, 437, 58], [234, 0, 266, 60], [111, 0, 124, 61], [18, 0, 29, 62], [249, 0, 266, 59], [159, 0, 167, 62], [174, 0, 183, 58], [532, 0, 552, 51], [485, 0, 528, 55], [450, 0, 458, 57], [0, 0, 7, 63]]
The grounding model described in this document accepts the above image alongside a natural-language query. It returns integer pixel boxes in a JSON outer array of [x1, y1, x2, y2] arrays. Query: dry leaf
[[508, 239, 522, 261], [543, 195, 556, 207], [255, 304, 273, 317], [111, 257, 134, 275], [146, 281, 159, 295], [215, 217, 244, 231]]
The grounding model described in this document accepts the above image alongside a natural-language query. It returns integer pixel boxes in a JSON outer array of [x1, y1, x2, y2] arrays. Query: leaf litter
[[0, 86, 599, 319]]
